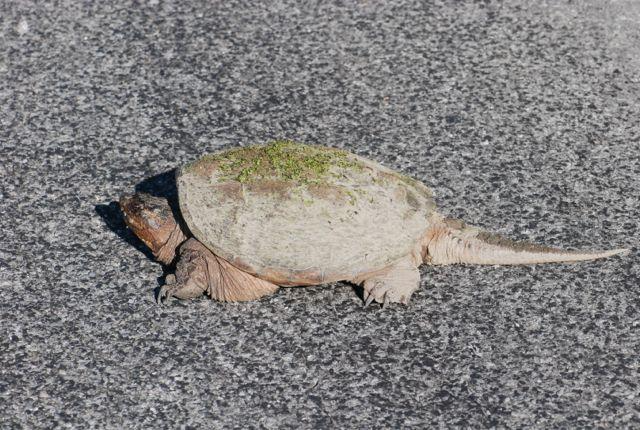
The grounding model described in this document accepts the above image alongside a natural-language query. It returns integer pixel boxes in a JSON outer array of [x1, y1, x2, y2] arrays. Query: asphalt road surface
[[1, 1, 639, 428]]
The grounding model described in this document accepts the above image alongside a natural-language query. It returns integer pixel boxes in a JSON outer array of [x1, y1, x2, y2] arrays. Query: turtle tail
[[423, 216, 629, 266]]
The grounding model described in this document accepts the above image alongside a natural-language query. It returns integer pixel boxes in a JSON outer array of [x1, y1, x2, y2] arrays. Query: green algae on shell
[[185, 140, 362, 185]]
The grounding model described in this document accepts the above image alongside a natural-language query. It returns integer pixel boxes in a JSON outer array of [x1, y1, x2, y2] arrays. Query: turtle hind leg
[[359, 256, 421, 306], [158, 238, 279, 303]]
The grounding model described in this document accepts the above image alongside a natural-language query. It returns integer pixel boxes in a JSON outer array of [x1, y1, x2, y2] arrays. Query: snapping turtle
[[120, 140, 628, 306]]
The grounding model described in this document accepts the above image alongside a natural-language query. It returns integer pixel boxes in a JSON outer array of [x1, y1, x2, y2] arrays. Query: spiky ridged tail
[[424, 216, 629, 266]]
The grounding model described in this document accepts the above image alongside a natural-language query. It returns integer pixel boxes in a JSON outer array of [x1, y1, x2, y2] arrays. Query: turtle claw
[[363, 282, 388, 309], [157, 280, 176, 304], [156, 285, 167, 304], [382, 292, 390, 309], [361, 258, 420, 307], [364, 292, 376, 308]]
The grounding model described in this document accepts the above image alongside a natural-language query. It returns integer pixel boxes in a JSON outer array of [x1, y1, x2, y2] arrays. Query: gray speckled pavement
[[1, 1, 639, 428]]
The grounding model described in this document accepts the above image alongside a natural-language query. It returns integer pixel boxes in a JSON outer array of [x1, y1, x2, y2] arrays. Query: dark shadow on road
[[95, 200, 156, 263]]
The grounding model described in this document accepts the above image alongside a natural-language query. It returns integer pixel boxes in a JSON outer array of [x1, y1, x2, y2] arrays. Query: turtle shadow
[[133, 168, 178, 202], [94, 169, 182, 273], [94, 200, 155, 262], [350, 282, 366, 302]]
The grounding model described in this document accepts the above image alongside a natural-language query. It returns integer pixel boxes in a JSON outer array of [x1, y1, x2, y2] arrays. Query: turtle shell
[[177, 141, 436, 285]]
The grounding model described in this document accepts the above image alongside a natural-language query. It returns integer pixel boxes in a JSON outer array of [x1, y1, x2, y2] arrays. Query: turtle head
[[119, 193, 187, 264]]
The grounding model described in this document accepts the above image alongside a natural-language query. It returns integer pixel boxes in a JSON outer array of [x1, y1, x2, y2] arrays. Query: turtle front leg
[[158, 238, 280, 303], [358, 256, 421, 306]]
